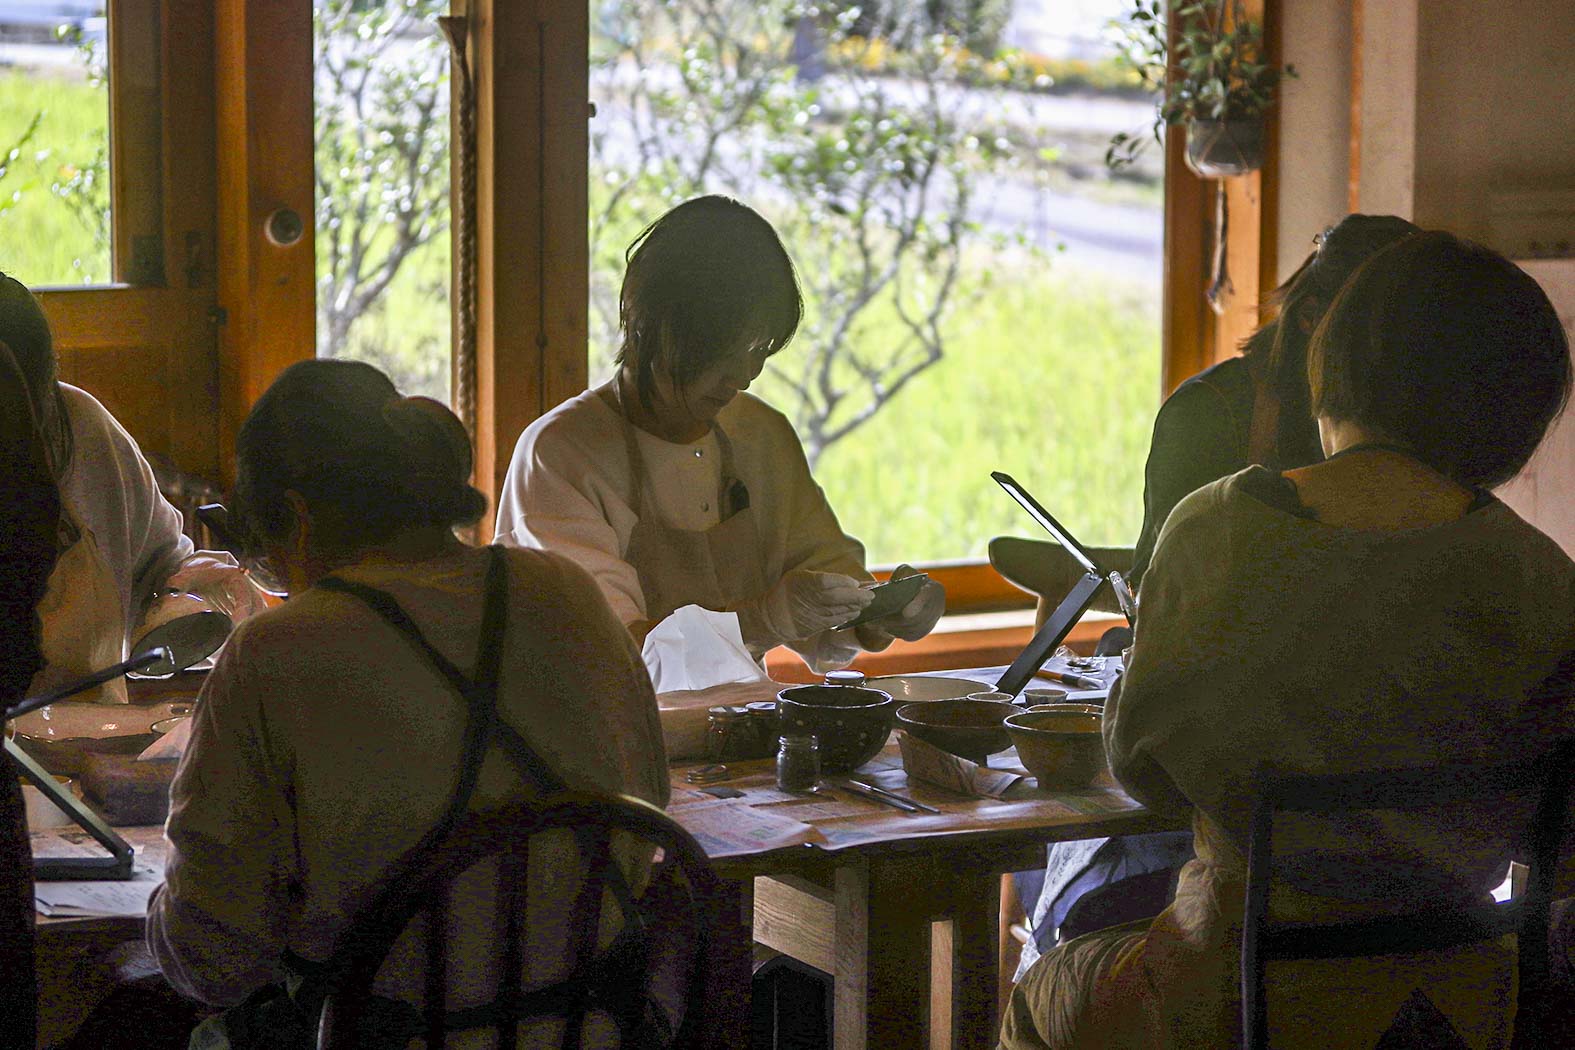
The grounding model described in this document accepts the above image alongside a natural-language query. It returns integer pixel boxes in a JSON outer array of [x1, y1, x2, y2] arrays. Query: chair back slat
[[497, 849, 526, 1050], [317, 791, 720, 1050], [1241, 741, 1575, 1050], [424, 892, 450, 1049]]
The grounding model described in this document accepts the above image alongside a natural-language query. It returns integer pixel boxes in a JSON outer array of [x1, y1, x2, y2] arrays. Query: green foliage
[[0, 72, 108, 283], [314, 0, 451, 399], [1105, 0, 1294, 169]]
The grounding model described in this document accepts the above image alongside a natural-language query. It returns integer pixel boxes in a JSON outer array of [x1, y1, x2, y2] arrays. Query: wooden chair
[[318, 791, 723, 1050], [1242, 742, 1575, 1050], [1, 773, 36, 1050]]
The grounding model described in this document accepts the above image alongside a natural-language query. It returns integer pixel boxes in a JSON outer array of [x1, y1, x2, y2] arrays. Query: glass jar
[[776, 734, 821, 792], [705, 705, 752, 764], [745, 701, 779, 756]]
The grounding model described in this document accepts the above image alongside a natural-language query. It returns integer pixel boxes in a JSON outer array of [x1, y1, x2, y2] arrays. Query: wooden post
[[465, 0, 589, 537], [212, 0, 316, 482]]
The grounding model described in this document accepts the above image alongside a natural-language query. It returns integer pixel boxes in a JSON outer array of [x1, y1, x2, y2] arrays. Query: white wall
[[1275, 0, 1355, 281]]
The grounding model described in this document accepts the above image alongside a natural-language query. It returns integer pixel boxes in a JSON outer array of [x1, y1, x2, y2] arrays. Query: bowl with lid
[[895, 698, 1017, 765], [1004, 709, 1107, 789], [776, 684, 895, 772]]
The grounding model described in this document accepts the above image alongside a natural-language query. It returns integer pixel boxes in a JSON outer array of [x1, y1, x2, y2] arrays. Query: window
[[0, 6, 111, 284], [313, 0, 453, 404], [588, 0, 1162, 566]]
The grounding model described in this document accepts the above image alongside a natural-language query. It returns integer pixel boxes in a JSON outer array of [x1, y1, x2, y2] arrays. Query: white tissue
[[641, 604, 768, 694]]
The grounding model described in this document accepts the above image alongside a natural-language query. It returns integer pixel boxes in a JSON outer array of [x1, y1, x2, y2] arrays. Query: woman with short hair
[[494, 195, 945, 671], [1002, 232, 1575, 1048], [149, 360, 668, 1043]]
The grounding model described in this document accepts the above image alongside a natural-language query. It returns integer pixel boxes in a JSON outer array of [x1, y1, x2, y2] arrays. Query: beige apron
[[31, 505, 128, 706], [612, 388, 769, 626]]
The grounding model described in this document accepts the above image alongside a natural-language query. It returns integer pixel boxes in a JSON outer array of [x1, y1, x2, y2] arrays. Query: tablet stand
[[5, 648, 166, 881], [994, 570, 1106, 699]]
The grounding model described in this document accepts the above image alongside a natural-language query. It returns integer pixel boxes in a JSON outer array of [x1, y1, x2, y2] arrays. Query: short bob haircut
[[1309, 231, 1572, 489], [616, 195, 802, 410], [233, 359, 486, 556]]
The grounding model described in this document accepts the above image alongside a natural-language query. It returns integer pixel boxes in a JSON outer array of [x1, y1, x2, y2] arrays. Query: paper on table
[[32, 827, 165, 918], [898, 732, 1022, 799], [642, 604, 767, 695], [665, 797, 825, 858]]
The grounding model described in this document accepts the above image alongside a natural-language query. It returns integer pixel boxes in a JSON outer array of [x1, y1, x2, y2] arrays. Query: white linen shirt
[[58, 383, 194, 631], [494, 388, 871, 662]]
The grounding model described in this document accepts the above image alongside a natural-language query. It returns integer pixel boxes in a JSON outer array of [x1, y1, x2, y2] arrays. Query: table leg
[[948, 873, 1002, 1050]]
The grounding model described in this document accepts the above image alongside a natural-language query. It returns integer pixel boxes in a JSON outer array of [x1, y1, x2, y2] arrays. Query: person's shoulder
[[1160, 466, 1264, 538], [59, 383, 129, 443], [514, 388, 620, 465], [1159, 358, 1250, 421], [1475, 497, 1575, 579], [722, 392, 801, 448]]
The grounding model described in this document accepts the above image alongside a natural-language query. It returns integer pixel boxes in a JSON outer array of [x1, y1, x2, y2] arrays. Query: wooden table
[[669, 739, 1181, 1050], [33, 666, 1183, 1050]]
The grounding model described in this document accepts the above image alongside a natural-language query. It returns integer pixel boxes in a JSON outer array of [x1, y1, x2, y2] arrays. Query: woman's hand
[[737, 569, 873, 648], [858, 564, 946, 646]]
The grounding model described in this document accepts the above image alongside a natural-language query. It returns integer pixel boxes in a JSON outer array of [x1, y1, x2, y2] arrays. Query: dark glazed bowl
[[1004, 709, 1107, 789], [776, 685, 896, 773], [895, 699, 1017, 765]]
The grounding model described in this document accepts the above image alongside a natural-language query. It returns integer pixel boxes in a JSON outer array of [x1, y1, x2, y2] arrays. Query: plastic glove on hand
[[870, 564, 946, 642], [753, 569, 874, 645]]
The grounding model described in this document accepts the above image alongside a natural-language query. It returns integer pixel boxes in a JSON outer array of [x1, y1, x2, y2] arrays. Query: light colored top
[[148, 545, 668, 1011], [1110, 465, 1575, 937], [56, 383, 194, 633], [494, 388, 869, 648]]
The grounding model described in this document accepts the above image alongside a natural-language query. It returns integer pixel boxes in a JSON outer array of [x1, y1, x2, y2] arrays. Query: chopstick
[[838, 778, 941, 814]]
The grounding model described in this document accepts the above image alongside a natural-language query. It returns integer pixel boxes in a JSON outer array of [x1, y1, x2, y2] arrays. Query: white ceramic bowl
[[13, 700, 194, 742], [865, 675, 991, 703]]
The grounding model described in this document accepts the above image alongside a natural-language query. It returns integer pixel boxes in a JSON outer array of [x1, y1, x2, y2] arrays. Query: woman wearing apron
[[495, 196, 945, 671], [150, 360, 670, 1046], [0, 275, 267, 708]]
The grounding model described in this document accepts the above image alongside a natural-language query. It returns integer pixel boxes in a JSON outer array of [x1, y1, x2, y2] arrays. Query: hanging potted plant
[[1105, 0, 1294, 178]]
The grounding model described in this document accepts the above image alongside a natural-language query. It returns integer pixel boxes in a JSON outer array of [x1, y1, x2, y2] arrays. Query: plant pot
[[1185, 118, 1266, 178]]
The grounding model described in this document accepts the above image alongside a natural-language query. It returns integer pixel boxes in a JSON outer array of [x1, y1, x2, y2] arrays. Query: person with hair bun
[[1002, 233, 1575, 1048], [148, 360, 668, 1032], [495, 195, 945, 673]]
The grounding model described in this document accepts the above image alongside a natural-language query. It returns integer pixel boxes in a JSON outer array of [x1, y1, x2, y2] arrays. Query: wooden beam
[[213, 0, 315, 482], [468, 0, 589, 537]]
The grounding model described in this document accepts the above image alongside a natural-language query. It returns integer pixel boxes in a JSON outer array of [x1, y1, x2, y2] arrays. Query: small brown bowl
[[1004, 709, 1107, 789], [895, 698, 1017, 765]]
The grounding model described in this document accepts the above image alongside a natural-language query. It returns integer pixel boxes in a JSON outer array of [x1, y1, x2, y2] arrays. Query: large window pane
[[0, 7, 111, 285], [314, 0, 452, 403], [590, 0, 1161, 564]]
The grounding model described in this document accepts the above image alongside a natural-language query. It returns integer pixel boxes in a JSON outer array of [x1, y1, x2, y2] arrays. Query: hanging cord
[[1206, 180, 1232, 314], [439, 15, 478, 441]]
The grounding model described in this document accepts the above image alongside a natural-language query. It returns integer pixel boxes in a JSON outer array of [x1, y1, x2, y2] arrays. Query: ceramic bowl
[[776, 685, 895, 773], [11, 701, 195, 775], [1004, 709, 1107, 789], [864, 675, 990, 703], [1026, 703, 1105, 717], [895, 698, 1017, 765]]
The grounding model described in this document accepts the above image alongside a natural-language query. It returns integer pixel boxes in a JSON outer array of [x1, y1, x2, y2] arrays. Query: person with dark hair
[[0, 340, 63, 1050], [495, 195, 944, 671], [147, 360, 668, 1035], [1013, 214, 1426, 980], [1128, 214, 1420, 587], [0, 274, 266, 711], [1001, 232, 1575, 1048]]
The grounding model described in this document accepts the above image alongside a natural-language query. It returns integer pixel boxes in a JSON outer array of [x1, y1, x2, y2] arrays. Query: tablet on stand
[[990, 471, 1125, 699]]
